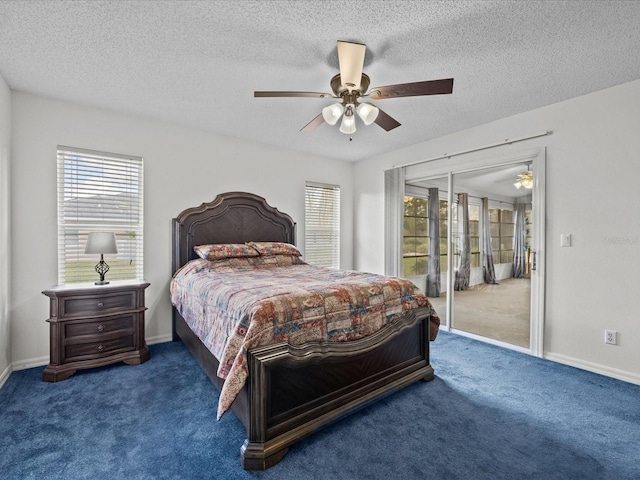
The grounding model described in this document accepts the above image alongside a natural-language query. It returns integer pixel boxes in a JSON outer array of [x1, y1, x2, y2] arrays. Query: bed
[[171, 191, 439, 470]]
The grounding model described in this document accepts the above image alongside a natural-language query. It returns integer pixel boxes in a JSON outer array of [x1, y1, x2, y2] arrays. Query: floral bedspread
[[170, 255, 440, 419]]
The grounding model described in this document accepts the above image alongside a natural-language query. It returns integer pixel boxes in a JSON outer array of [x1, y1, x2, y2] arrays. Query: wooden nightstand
[[42, 280, 150, 382]]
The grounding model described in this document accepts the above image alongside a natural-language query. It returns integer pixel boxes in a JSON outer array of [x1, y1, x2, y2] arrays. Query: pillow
[[247, 241, 301, 257], [272, 254, 307, 266], [193, 243, 259, 260]]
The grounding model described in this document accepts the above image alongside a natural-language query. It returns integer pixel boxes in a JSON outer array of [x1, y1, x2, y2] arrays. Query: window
[[525, 209, 533, 252], [490, 208, 514, 264], [403, 196, 450, 276], [438, 199, 448, 273], [57, 146, 144, 285], [304, 182, 340, 268], [469, 205, 480, 268], [450, 200, 480, 268], [403, 196, 428, 276]]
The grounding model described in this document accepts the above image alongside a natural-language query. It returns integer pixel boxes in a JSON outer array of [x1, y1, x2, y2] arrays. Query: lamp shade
[[339, 106, 356, 134], [356, 102, 379, 125], [85, 232, 118, 254], [322, 103, 344, 126]]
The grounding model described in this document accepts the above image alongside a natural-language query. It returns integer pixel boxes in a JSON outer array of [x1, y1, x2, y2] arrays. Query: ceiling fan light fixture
[[339, 106, 356, 134], [356, 102, 379, 125], [514, 171, 533, 189], [322, 103, 344, 126]]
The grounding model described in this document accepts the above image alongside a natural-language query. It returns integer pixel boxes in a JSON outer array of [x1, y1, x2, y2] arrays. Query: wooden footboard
[[242, 305, 433, 469], [174, 305, 433, 470]]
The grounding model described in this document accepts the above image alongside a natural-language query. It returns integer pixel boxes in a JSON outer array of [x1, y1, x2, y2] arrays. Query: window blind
[[57, 146, 144, 285], [304, 182, 340, 268]]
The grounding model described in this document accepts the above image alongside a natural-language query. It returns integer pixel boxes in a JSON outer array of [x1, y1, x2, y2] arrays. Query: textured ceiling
[[1, 0, 639, 162]]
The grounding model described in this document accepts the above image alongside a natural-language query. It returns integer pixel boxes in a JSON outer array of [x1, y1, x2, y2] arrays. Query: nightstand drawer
[[65, 335, 135, 360], [61, 291, 137, 318], [65, 316, 134, 338]]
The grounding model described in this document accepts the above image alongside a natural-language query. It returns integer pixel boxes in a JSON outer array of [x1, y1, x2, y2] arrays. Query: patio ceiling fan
[[514, 171, 533, 189], [254, 40, 454, 137]]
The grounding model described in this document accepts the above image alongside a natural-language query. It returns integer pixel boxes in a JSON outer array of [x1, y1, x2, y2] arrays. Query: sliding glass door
[[448, 165, 532, 348], [400, 149, 545, 355]]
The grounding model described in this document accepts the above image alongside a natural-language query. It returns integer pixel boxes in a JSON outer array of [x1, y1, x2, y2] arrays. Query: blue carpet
[[1, 332, 639, 479]]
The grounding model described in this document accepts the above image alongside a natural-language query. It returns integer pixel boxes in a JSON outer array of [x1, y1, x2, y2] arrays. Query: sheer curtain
[[426, 188, 441, 297], [384, 167, 405, 277], [454, 193, 470, 291], [482, 197, 498, 284], [512, 203, 527, 278]]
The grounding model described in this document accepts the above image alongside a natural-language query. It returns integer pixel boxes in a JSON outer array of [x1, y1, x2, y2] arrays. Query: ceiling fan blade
[[368, 78, 454, 100], [337, 40, 366, 91], [374, 108, 401, 131], [254, 91, 335, 98], [300, 113, 325, 132]]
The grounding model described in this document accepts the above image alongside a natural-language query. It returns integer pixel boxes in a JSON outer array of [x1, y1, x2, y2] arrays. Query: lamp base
[[94, 257, 110, 286]]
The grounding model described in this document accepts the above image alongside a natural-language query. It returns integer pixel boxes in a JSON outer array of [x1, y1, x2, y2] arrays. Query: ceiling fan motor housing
[[330, 73, 371, 98]]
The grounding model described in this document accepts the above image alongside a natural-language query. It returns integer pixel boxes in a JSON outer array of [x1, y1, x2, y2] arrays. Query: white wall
[[10, 92, 354, 366], [354, 79, 640, 384], [0, 73, 10, 384]]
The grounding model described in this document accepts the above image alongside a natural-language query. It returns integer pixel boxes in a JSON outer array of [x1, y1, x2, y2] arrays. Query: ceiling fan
[[254, 40, 454, 137], [514, 171, 534, 189]]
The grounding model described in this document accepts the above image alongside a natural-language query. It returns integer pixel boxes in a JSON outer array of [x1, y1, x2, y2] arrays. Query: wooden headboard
[[172, 191, 296, 274]]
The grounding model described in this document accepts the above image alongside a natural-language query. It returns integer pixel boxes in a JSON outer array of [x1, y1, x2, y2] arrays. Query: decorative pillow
[[247, 241, 301, 257], [193, 243, 259, 260]]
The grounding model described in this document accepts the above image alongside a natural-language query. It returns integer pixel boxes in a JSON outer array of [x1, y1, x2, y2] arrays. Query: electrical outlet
[[605, 330, 618, 345]]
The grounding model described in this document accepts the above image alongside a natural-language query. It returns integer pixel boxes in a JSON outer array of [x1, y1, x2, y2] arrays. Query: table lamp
[[84, 232, 118, 285]]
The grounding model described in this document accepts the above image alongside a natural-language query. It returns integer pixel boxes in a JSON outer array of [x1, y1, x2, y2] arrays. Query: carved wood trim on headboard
[[172, 192, 296, 274]]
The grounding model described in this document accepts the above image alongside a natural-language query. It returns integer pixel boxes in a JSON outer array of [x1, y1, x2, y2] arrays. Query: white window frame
[[57, 146, 144, 285], [304, 182, 340, 268]]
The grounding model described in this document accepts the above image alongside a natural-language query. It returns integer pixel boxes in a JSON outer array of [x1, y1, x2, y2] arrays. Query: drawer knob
[[97, 324, 105, 332], [97, 344, 105, 352], [96, 302, 104, 309]]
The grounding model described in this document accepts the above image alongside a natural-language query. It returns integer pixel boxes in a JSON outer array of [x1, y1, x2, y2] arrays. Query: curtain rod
[[391, 131, 551, 169]]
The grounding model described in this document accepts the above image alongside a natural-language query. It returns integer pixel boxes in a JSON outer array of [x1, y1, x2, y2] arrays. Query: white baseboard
[[147, 334, 172, 345], [8, 335, 172, 374], [0, 335, 175, 390], [0, 363, 11, 390], [12, 355, 49, 371], [545, 352, 640, 386]]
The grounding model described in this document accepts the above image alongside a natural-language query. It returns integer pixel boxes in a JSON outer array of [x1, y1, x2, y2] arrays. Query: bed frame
[[172, 191, 434, 470]]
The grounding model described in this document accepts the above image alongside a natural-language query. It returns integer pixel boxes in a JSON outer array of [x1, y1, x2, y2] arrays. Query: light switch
[[560, 233, 572, 247]]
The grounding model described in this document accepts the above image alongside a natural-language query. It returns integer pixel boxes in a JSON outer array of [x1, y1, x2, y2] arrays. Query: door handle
[[531, 250, 537, 271]]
